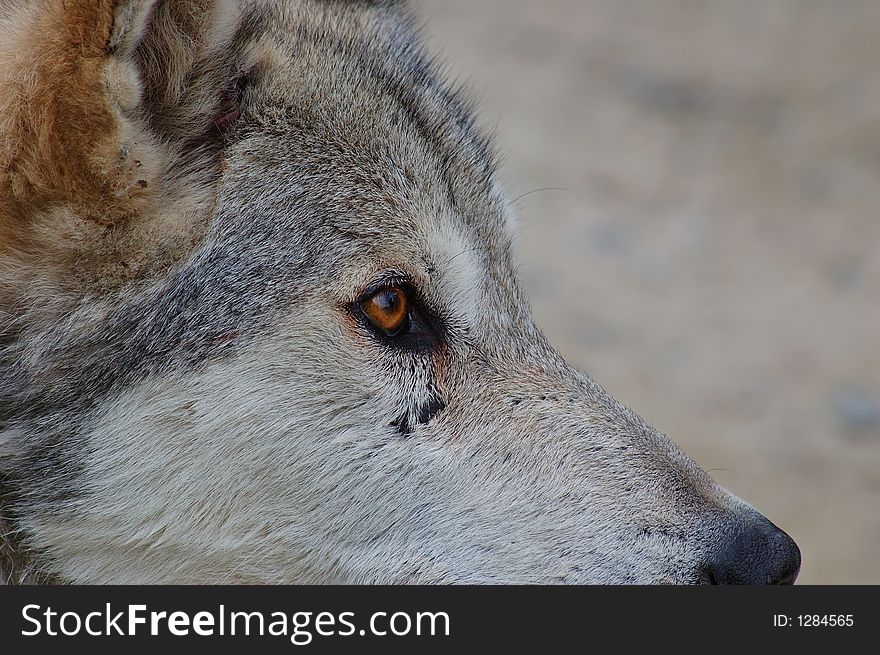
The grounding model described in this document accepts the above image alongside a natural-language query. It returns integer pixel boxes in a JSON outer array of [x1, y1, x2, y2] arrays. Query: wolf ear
[[0, 0, 162, 227], [109, 0, 165, 56], [0, 0, 243, 231]]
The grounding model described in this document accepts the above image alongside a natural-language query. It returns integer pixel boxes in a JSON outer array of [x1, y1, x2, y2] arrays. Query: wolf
[[0, 0, 800, 584]]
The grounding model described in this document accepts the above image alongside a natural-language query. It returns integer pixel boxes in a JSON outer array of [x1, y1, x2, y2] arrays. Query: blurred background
[[422, 0, 880, 584]]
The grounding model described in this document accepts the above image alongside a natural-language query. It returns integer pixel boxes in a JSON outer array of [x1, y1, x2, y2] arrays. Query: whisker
[[443, 246, 483, 265], [707, 468, 738, 475], [511, 186, 585, 206], [510, 184, 623, 206]]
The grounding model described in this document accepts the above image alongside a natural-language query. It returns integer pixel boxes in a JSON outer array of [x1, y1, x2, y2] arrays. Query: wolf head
[[0, 0, 799, 583]]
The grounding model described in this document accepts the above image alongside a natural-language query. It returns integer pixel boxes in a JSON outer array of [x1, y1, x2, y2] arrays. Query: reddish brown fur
[[0, 0, 151, 245], [0, 0, 239, 311]]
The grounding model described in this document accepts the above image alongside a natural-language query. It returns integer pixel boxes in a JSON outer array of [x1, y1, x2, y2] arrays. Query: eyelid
[[355, 272, 412, 304]]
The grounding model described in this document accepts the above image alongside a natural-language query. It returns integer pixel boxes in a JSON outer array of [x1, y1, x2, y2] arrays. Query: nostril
[[700, 565, 722, 585], [702, 558, 732, 585]]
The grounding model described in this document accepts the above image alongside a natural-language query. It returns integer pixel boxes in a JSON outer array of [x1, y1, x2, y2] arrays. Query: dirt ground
[[422, 0, 880, 583]]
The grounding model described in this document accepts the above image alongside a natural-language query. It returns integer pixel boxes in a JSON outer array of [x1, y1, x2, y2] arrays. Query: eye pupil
[[361, 285, 410, 336], [375, 289, 398, 312]]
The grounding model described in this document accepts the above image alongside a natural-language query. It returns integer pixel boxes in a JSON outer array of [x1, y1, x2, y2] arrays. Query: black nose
[[703, 514, 801, 585]]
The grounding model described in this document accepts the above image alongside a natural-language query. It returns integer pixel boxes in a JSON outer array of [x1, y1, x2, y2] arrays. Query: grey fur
[[0, 0, 798, 584]]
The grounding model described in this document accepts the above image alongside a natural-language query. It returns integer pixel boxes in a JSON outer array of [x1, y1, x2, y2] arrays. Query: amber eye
[[360, 286, 410, 336]]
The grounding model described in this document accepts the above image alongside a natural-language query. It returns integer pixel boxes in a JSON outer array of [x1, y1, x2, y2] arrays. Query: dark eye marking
[[390, 413, 412, 438], [391, 395, 446, 438], [416, 396, 446, 425], [353, 275, 447, 437]]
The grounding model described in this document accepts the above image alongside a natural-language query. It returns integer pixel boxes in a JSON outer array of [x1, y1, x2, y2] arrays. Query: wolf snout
[[701, 513, 801, 585]]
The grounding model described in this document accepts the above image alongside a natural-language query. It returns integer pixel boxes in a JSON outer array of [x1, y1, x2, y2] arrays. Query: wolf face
[[0, 0, 799, 583]]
